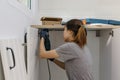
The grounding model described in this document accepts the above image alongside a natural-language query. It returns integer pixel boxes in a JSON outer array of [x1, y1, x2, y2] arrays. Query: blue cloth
[[85, 18, 120, 25], [108, 20, 120, 25], [63, 18, 120, 25], [85, 18, 108, 24]]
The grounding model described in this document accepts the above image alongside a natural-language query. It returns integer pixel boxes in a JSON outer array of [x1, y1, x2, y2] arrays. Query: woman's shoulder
[[58, 42, 76, 49], [63, 42, 79, 48], [65, 42, 89, 51], [64, 42, 76, 46]]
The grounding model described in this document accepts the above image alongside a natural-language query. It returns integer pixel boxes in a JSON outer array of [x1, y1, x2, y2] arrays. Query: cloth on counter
[[85, 18, 108, 24], [62, 18, 120, 26], [108, 20, 120, 25], [85, 18, 120, 25]]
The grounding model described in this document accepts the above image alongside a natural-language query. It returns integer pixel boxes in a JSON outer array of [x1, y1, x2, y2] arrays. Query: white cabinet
[[0, 54, 4, 80], [111, 28, 120, 80], [99, 30, 112, 80], [0, 39, 27, 80], [99, 29, 120, 80], [27, 27, 41, 80]]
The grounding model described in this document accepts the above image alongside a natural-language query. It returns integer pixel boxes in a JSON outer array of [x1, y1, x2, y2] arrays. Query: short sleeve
[[55, 43, 78, 62]]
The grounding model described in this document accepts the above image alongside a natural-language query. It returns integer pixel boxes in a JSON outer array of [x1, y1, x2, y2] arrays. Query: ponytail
[[74, 26, 87, 48]]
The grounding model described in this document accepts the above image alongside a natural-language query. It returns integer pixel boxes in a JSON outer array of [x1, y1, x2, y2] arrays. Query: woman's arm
[[39, 37, 59, 58], [39, 38, 65, 69], [53, 59, 65, 69]]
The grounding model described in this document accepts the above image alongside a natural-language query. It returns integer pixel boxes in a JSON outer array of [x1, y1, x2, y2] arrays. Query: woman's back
[[56, 42, 93, 80]]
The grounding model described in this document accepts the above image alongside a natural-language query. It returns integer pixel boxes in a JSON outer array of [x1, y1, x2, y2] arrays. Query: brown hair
[[66, 19, 87, 48]]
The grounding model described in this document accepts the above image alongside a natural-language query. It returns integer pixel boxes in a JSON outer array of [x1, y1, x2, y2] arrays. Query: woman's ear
[[69, 30, 74, 34], [68, 30, 74, 37]]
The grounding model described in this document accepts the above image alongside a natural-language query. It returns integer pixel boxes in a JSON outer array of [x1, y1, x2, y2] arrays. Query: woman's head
[[64, 19, 87, 48]]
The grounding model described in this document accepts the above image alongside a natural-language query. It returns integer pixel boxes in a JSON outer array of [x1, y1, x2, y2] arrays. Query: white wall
[[96, 0, 120, 20], [39, 0, 100, 21], [0, 0, 39, 39]]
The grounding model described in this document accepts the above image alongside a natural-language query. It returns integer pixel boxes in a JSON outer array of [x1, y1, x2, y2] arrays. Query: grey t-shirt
[[55, 42, 94, 80]]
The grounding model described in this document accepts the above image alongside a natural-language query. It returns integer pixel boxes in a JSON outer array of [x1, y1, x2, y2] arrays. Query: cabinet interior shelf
[[31, 24, 120, 31]]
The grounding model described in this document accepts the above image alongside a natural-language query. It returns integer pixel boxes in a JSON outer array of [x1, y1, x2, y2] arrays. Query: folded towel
[[85, 18, 108, 24], [108, 20, 120, 25]]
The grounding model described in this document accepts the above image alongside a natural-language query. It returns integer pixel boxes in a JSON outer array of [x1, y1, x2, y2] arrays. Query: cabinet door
[[0, 53, 4, 80], [27, 27, 40, 80], [0, 39, 26, 80], [112, 28, 120, 80]]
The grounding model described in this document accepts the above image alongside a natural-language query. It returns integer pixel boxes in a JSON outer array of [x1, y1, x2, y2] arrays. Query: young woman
[[39, 19, 94, 80]]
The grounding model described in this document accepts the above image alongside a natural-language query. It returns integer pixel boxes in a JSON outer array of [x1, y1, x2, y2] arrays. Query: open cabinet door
[[0, 53, 4, 80], [112, 28, 120, 80], [0, 39, 27, 80], [27, 27, 41, 80]]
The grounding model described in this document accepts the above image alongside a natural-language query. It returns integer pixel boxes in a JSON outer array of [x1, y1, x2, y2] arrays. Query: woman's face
[[63, 26, 73, 42]]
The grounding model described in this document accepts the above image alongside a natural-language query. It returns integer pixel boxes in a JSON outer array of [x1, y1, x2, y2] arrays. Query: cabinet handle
[[24, 33, 28, 72], [6, 47, 16, 70]]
